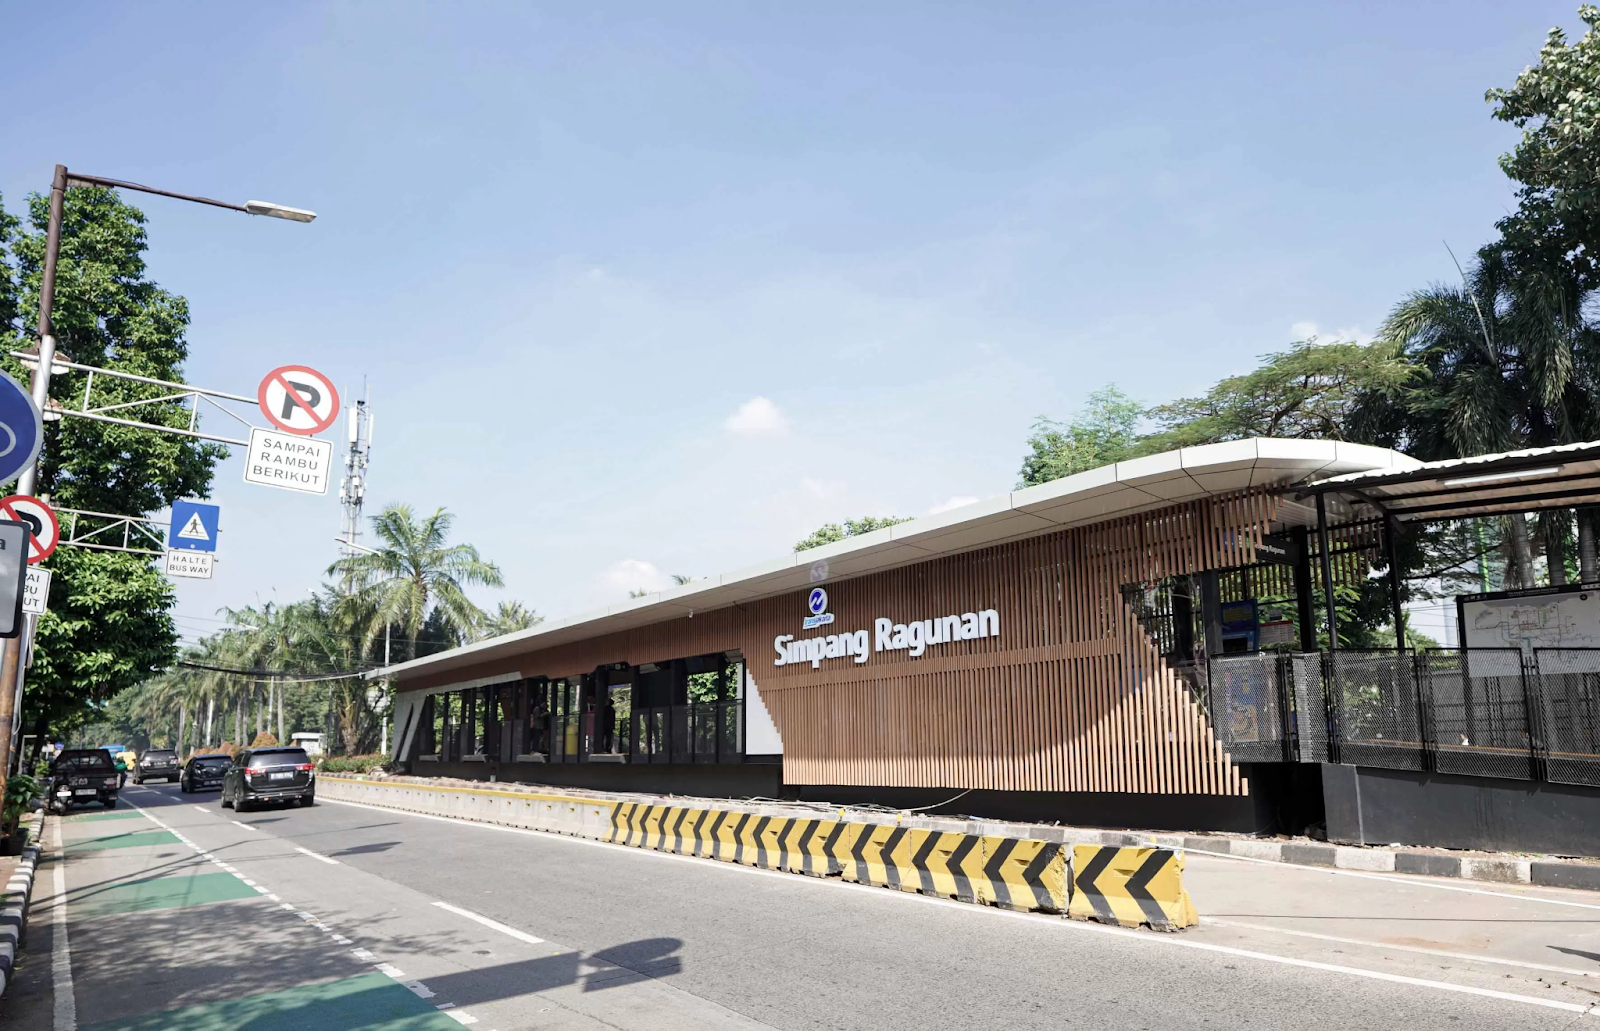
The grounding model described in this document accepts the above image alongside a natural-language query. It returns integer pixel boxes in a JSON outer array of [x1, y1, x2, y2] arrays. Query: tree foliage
[[1488, 5, 1600, 289], [1016, 386, 1142, 488], [328, 503, 504, 660], [477, 600, 543, 640], [0, 186, 224, 736], [795, 516, 912, 552], [1140, 339, 1417, 451]]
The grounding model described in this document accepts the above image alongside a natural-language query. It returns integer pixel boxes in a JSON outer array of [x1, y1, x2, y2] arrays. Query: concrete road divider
[[1067, 844, 1197, 931], [321, 777, 1203, 923], [609, 801, 1068, 911]]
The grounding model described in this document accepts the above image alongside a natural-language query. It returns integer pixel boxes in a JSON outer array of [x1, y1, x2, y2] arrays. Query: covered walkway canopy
[[1300, 439, 1600, 523]]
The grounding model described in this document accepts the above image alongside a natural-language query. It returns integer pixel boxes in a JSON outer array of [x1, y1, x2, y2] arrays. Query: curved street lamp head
[[244, 199, 316, 222]]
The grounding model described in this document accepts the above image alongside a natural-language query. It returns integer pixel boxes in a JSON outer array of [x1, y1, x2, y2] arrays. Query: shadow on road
[[329, 841, 401, 857]]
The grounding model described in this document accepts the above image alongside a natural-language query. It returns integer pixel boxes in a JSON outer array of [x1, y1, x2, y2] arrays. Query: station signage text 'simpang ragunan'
[[773, 595, 1000, 669]]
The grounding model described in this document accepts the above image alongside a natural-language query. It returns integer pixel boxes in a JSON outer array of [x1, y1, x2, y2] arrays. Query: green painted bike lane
[[52, 804, 468, 1031]]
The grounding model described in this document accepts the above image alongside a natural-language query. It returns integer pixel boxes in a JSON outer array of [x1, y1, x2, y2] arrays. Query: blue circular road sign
[[0, 372, 42, 487]]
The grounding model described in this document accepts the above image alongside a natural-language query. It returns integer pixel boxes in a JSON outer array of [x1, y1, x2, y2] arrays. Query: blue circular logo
[[807, 587, 828, 615]]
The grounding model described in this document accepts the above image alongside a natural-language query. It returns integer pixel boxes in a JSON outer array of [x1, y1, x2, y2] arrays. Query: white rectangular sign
[[22, 567, 50, 615], [165, 550, 215, 579], [243, 427, 333, 495]]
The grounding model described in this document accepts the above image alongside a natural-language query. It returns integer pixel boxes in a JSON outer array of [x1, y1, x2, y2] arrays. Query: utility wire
[[173, 660, 374, 682]]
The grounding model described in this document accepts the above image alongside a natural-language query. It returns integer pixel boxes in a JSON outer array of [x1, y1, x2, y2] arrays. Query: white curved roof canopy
[[375, 437, 1416, 682]]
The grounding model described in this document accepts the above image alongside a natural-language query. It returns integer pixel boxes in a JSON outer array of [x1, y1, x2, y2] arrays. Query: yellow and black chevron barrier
[[607, 802, 1068, 913], [1066, 844, 1197, 930]]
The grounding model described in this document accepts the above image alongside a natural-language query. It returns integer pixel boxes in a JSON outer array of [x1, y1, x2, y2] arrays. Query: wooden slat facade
[[404, 489, 1284, 797]]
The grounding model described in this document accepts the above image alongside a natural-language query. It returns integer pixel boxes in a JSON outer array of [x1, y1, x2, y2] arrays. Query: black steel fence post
[[1413, 650, 1435, 773], [1522, 651, 1549, 781], [1322, 651, 1342, 765]]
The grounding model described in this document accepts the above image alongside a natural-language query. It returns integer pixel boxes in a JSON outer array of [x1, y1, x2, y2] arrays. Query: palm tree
[[327, 504, 504, 661], [1378, 245, 1600, 584], [476, 600, 543, 641]]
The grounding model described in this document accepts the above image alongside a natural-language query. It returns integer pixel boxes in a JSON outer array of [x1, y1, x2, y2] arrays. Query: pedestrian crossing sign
[[168, 500, 220, 553]]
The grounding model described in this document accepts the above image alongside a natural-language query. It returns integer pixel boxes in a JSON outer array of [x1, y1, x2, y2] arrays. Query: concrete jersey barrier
[[320, 775, 1196, 928]]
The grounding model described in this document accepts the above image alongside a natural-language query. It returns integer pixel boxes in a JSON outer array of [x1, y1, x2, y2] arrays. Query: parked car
[[132, 748, 180, 784], [47, 749, 121, 811], [221, 747, 316, 811], [179, 754, 230, 793]]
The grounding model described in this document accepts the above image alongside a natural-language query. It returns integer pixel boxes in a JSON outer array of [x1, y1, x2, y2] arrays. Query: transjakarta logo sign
[[774, 609, 1000, 669]]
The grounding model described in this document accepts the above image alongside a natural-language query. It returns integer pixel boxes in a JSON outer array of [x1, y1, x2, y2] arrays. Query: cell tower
[[338, 388, 374, 558]]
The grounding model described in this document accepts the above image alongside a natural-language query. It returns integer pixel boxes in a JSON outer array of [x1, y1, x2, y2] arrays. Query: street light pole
[[0, 164, 314, 789]]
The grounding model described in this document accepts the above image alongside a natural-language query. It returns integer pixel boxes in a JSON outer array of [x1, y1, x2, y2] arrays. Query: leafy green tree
[[1488, 5, 1600, 290], [1138, 340, 1417, 451], [477, 600, 543, 640], [0, 186, 222, 736], [328, 503, 504, 661], [1017, 385, 1143, 487], [795, 516, 911, 552]]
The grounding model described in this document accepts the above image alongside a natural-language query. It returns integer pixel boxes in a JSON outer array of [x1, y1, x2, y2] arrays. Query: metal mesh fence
[[1419, 649, 1536, 780], [1326, 650, 1425, 770], [1208, 652, 1289, 762], [1532, 649, 1600, 787], [1286, 652, 1330, 763]]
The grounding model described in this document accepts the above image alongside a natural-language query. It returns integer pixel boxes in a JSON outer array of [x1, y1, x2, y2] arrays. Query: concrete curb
[[329, 774, 1600, 894], [0, 808, 47, 1000]]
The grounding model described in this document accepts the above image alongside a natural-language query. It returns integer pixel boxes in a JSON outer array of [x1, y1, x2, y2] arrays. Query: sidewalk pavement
[[0, 802, 471, 1030]]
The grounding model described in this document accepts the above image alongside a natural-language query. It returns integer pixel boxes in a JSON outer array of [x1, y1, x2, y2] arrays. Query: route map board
[[1459, 585, 1600, 664]]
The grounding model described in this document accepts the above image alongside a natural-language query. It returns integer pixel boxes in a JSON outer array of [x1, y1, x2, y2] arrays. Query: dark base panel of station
[[1323, 764, 1600, 857], [415, 760, 785, 798], [797, 773, 1323, 836]]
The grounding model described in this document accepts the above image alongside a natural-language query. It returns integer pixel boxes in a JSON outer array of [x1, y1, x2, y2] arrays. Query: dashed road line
[[1208, 917, 1600, 979], [431, 900, 545, 945], [322, 795, 1600, 1019], [294, 845, 341, 865], [111, 796, 513, 1029]]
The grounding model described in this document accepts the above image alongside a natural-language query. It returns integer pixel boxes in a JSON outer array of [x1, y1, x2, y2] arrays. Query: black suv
[[48, 749, 121, 810], [179, 754, 230, 793], [132, 748, 180, 784], [222, 747, 316, 811]]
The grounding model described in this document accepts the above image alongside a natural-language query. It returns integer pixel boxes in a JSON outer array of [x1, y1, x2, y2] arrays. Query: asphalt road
[[20, 779, 1600, 1030]]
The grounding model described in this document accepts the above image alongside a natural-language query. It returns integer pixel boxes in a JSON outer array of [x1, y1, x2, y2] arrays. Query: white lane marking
[[1208, 917, 1600, 978], [352, 948, 378, 962], [1177, 847, 1600, 912], [51, 820, 77, 1031], [280, 903, 298, 911], [192, 806, 213, 815], [325, 796, 1600, 1016], [294, 845, 341, 865], [431, 900, 545, 945], [445, 1011, 479, 1026], [376, 962, 407, 978], [231, 821, 256, 832]]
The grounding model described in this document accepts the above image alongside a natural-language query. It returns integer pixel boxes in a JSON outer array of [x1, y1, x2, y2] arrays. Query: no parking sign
[[257, 366, 340, 437], [0, 495, 59, 564]]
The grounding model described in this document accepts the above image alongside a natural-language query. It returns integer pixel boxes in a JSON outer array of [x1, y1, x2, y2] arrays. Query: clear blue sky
[[0, 1, 1574, 646]]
